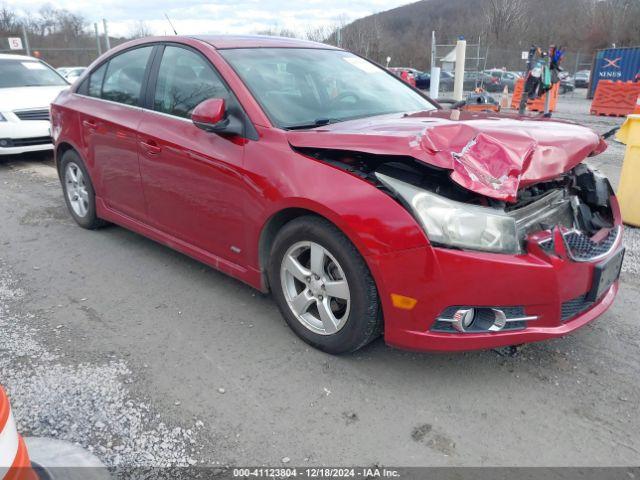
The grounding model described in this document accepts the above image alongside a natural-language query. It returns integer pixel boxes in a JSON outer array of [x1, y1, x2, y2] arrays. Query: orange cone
[[1, 387, 38, 480], [500, 85, 510, 109]]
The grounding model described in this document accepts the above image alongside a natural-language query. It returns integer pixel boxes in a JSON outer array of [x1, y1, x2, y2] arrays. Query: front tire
[[60, 150, 106, 229], [269, 216, 382, 354]]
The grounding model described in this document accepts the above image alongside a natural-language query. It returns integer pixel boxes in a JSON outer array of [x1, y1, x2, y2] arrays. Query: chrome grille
[[14, 109, 50, 121]]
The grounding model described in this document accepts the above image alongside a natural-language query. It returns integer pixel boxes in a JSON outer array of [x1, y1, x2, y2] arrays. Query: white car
[[58, 66, 87, 83], [0, 53, 69, 156]]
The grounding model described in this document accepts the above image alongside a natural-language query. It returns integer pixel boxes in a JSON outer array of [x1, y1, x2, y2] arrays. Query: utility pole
[[94, 23, 102, 56], [102, 18, 111, 51], [21, 23, 31, 56]]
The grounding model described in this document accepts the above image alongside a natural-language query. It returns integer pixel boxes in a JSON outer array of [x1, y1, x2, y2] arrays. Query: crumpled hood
[[287, 110, 606, 202]]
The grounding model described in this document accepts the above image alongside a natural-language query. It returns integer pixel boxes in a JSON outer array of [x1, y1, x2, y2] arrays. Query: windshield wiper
[[285, 118, 339, 130]]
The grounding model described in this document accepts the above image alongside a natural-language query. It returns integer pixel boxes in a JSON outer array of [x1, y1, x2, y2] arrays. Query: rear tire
[[268, 216, 382, 354], [59, 149, 107, 230]]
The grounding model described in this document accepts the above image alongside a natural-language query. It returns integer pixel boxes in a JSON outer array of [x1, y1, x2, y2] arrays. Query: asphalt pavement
[[0, 91, 639, 473]]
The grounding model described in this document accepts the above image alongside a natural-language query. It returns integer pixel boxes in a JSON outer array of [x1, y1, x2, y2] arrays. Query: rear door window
[[101, 47, 153, 106], [88, 63, 107, 98]]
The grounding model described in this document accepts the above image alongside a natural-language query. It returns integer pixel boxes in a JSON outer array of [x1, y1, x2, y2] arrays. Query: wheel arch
[[55, 141, 81, 175], [259, 207, 323, 290], [258, 205, 380, 293]]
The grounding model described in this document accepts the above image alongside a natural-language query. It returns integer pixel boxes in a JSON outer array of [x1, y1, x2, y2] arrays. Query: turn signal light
[[391, 294, 418, 310]]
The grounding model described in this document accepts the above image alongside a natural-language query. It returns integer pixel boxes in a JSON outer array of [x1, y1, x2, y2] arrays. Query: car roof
[[191, 34, 339, 50], [0, 53, 41, 61]]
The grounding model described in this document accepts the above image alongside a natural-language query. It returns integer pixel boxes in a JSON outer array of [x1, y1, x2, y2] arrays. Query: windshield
[[0, 59, 68, 88], [220, 48, 436, 129]]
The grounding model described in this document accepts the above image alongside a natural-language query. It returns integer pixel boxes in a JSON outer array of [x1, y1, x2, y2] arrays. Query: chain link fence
[[0, 24, 118, 68], [429, 43, 593, 98], [2, 29, 595, 100], [1, 36, 101, 68]]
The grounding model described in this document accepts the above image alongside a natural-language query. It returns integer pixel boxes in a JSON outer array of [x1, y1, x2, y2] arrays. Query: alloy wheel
[[64, 162, 89, 218], [280, 241, 351, 335]]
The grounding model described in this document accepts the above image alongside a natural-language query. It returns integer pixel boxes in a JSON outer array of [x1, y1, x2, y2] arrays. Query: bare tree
[[255, 26, 299, 38], [2, 0, 640, 72], [483, 0, 528, 44], [304, 24, 334, 44], [128, 20, 151, 39], [0, 4, 18, 33]]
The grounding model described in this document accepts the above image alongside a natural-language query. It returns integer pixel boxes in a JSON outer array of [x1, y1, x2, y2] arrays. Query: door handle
[[82, 119, 97, 130], [140, 139, 162, 155]]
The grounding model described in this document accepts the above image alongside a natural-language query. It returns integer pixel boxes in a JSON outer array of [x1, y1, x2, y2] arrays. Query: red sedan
[[50, 36, 623, 354]]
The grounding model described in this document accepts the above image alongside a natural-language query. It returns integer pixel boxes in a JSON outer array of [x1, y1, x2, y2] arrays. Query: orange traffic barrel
[[510, 78, 559, 112], [0, 388, 37, 480]]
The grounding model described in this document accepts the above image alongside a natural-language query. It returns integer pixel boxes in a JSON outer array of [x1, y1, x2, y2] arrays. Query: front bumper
[[369, 225, 623, 352], [0, 117, 53, 156]]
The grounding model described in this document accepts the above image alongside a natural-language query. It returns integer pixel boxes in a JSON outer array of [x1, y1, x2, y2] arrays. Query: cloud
[[3, 0, 415, 36]]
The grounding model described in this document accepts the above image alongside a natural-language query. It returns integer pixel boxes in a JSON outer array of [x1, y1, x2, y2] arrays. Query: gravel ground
[[0, 259, 204, 470], [624, 228, 640, 275], [0, 91, 639, 474]]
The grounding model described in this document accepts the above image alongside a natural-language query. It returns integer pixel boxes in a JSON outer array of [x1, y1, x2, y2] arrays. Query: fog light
[[433, 306, 536, 333], [452, 308, 475, 332], [0, 139, 10, 147], [488, 309, 507, 331]]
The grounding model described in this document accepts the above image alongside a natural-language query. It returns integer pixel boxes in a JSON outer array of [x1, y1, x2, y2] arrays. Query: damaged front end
[[377, 160, 619, 257], [506, 164, 619, 260], [296, 147, 619, 258], [294, 143, 623, 347]]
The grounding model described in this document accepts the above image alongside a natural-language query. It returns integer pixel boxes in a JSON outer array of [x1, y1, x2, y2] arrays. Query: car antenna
[[164, 13, 178, 35]]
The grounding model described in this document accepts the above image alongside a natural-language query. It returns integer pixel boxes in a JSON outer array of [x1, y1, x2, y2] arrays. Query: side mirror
[[192, 98, 245, 137], [192, 98, 227, 131]]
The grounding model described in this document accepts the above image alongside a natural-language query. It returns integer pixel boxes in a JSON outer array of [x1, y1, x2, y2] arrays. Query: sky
[[4, 0, 417, 37]]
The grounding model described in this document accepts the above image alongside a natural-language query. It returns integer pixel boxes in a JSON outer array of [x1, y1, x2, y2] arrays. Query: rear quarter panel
[[51, 89, 85, 172]]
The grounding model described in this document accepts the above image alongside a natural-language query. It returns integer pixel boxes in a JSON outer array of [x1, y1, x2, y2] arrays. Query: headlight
[[376, 172, 519, 254], [0, 113, 6, 122]]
